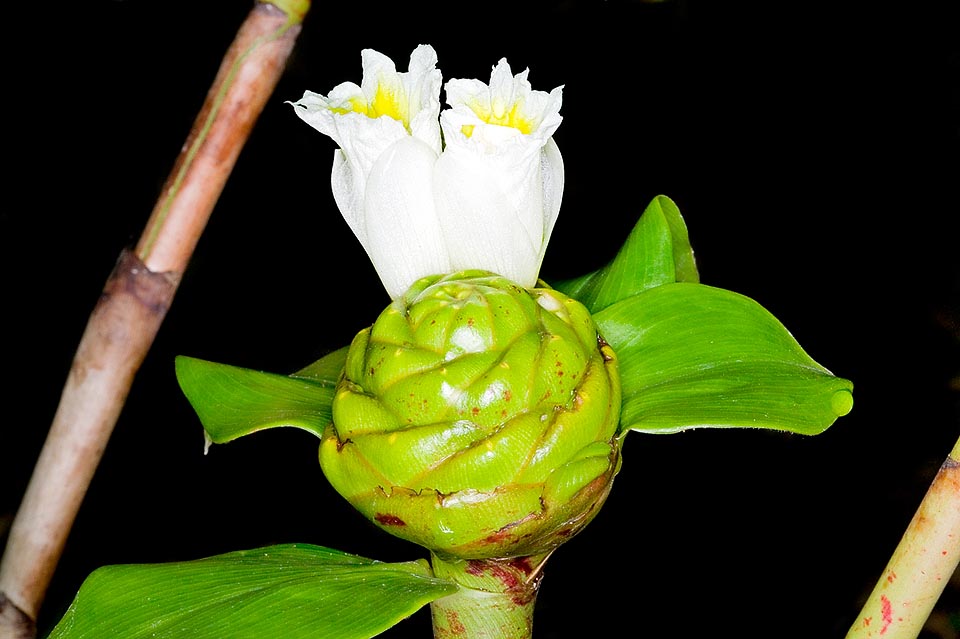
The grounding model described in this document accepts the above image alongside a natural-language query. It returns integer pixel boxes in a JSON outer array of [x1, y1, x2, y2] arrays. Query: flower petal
[[289, 46, 442, 247], [365, 137, 451, 299], [435, 59, 564, 286], [444, 58, 563, 140], [538, 137, 565, 274], [359, 45, 443, 154], [433, 59, 565, 287], [402, 45, 444, 154], [433, 138, 549, 287], [291, 92, 409, 245]]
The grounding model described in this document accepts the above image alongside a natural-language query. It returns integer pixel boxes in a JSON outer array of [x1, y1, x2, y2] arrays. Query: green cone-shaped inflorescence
[[320, 270, 622, 560]]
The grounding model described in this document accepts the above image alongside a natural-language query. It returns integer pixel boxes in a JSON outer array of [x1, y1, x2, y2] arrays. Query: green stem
[[846, 435, 960, 638], [429, 553, 550, 639]]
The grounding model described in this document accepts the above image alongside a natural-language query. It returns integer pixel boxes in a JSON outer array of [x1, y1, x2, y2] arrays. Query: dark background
[[3, 1, 958, 637]]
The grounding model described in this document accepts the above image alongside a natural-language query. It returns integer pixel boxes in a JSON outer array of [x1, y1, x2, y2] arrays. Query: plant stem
[[845, 435, 960, 639], [429, 553, 550, 639], [0, 4, 307, 636]]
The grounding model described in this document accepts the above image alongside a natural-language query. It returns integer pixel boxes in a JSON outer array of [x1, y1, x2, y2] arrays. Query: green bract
[[320, 270, 622, 559]]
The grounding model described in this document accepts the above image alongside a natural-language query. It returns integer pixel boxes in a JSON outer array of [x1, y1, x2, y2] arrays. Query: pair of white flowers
[[290, 44, 564, 299]]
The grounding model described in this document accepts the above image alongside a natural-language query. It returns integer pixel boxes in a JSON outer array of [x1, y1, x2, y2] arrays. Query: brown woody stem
[[0, 3, 307, 635]]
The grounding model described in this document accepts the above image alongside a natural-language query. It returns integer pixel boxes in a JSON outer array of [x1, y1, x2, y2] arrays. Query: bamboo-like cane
[[0, 3, 309, 637], [845, 435, 960, 639]]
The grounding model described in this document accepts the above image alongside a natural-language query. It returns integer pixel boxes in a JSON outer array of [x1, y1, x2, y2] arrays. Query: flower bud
[[320, 270, 621, 559]]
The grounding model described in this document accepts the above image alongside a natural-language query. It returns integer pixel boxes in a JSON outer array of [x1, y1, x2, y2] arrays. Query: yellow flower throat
[[332, 79, 536, 139], [461, 97, 535, 138], [330, 80, 410, 129]]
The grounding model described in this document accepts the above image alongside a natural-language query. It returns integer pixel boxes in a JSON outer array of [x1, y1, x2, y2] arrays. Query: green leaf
[[48, 543, 458, 639], [291, 346, 349, 382], [553, 195, 699, 314], [174, 347, 347, 444], [595, 283, 853, 435]]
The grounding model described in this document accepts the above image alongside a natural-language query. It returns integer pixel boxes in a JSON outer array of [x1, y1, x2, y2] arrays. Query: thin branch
[[846, 435, 960, 639], [0, 3, 309, 636]]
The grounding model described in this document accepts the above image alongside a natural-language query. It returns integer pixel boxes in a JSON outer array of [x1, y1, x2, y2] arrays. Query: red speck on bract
[[488, 563, 520, 589], [375, 514, 406, 526], [446, 610, 466, 635], [863, 617, 872, 627], [886, 571, 896, 583], [507, 556, 534, 575], [464, 560, 520, 590]]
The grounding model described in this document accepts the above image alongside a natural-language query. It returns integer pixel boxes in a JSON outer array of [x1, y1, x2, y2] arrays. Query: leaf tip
[[831, 389, 854, 417]]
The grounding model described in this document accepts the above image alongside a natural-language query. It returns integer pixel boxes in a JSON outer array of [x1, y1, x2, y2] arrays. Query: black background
[[3, 1, 958, 637]]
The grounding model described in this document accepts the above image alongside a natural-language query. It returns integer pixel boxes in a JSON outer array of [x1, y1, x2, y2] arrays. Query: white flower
[[437, 58, 564, 289], [289, 45, 564, 299]]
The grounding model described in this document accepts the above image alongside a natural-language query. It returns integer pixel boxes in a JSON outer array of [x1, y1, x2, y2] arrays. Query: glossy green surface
[[175, 347, 346, 443], [48, 544, 457, 639], [154, 194, 855, 637], [596, 283, 853, 434], [321, 271, 622, 559], [554, 194, 699, 314]]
